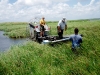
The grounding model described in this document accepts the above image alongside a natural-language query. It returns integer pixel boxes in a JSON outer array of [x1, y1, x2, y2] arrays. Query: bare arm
[[65, 24, 67, 31], [57, 26, 61, 31], [57, 20, 61, 32]]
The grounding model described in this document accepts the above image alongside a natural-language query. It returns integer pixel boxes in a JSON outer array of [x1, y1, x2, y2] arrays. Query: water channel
[[0, 31, 27, 52]]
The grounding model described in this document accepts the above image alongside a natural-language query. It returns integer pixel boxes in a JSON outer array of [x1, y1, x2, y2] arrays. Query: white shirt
[[58, 20, 67, 30]]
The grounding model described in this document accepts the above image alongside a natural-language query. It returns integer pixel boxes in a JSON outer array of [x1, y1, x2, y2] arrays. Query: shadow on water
[[0, 31, 27, 52]]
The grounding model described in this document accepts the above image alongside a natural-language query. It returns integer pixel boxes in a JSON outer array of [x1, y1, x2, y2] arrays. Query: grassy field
[[0, 20, 100, 75]]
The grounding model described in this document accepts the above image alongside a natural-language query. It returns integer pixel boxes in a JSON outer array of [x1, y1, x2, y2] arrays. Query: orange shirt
[[40, 19, 46, 26]]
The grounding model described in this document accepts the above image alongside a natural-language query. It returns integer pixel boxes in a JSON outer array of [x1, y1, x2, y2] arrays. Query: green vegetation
[[0, 20, 100, 75], [0, 22, 28, 38]]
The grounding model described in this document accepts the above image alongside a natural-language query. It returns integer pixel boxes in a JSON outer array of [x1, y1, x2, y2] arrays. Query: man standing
[[69, 28, 82, 50], [40, 17, 46, 37], [57, 17, 67, 39]]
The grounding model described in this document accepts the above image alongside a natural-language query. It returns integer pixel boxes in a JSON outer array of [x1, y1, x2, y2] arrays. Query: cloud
[[68, 0, 100, 19], [89, 0, 95, 5], [0, 0, 100, 22], [15, 0, 51, 6]]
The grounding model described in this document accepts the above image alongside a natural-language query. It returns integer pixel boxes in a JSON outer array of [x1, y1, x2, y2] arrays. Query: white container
[[42, 40, 50, 44]]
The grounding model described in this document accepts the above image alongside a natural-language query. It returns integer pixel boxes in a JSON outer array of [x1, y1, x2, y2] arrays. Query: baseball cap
[[62, 17, 66, 20], [42, 17, 45, 19]]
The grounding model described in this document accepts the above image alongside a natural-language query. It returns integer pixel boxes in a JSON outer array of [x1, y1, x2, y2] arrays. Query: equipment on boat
[[27, 17, 70, 44]]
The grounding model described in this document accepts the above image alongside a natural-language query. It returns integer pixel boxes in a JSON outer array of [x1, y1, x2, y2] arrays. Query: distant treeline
[[47, 18, 100, 23], [46, 19, 89, 23], [68, 19, 89, 22], [68, 18, 100, 22]]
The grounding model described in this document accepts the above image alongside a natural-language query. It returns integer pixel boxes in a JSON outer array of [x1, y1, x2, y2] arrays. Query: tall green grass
[[0, 22, 28, 38], [0, 20, 100, 75]]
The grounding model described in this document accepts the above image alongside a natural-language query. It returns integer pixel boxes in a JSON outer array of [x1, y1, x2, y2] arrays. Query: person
[[57, 17, 67, 39], [40, 17, 46, 37], [69, 28, 82, 50]]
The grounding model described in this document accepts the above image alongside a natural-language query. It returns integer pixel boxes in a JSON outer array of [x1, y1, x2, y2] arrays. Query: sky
[[0, 0, 100, 22]]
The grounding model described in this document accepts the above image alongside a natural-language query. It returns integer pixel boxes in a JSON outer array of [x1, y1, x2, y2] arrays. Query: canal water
[[0, 31, 27, 52]]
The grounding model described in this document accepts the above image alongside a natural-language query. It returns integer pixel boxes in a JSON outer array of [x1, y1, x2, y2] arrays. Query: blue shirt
[[69, 34, 82, 48]]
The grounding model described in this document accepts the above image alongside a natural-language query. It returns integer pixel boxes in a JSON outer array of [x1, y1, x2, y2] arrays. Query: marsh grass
[[0, 20, 100, 75], [0, 22, 28, 38]]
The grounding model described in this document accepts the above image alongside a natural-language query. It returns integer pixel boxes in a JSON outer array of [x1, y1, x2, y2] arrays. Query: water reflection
[[0, 31, 27, 52]]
